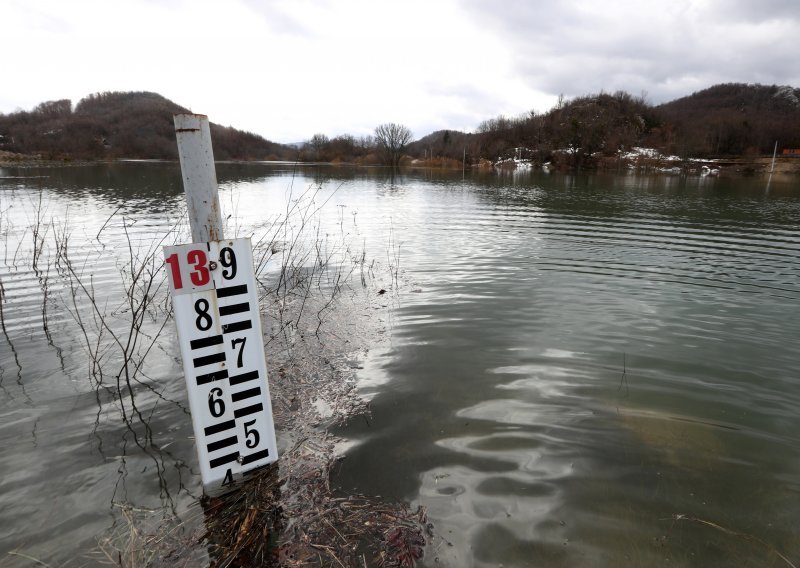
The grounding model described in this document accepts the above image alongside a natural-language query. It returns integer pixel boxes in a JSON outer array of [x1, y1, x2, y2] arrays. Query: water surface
[[1, 163, 798, 566], [330, 170, 800, 566]]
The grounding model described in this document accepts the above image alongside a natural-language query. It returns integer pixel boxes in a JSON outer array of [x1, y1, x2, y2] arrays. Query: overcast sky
[[3, 0, 799, 143]]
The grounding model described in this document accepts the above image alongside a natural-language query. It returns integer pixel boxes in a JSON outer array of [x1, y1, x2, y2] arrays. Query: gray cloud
[[458, 0, 800, 105], [706, 0, 800, 23]]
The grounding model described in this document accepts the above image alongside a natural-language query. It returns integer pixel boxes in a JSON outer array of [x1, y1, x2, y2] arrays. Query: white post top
[[174, 113, 224, 242]]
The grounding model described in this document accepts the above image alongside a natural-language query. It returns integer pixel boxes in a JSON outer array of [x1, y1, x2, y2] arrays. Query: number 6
[[208, 387, 225, 417]]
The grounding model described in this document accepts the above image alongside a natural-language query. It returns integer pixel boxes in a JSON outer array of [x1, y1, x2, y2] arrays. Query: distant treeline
[[2, 84, 799, 167], [405, 84, 800, 169], [0, 91, 292, 161]]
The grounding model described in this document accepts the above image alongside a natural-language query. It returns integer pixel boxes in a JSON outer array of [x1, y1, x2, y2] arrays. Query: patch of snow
[[618, 147, 680, 162], [494, 154, 533, 170], [774, 85, 800, 107]]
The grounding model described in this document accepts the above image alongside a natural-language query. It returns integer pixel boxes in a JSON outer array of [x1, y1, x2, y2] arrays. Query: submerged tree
[[374, 122, 412, 168]]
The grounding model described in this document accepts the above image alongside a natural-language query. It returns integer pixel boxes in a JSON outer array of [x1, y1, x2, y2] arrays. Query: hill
[[0, 91, 293, 161], [408, 129, 472, 158], [656, 83, 800, 157], [402, 91, 659, 168], [4, 83, 799, 167], [404, 83, 800, 168]]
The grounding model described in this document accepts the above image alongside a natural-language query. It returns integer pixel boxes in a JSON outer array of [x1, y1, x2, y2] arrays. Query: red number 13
[[166, 249, 210, 290]]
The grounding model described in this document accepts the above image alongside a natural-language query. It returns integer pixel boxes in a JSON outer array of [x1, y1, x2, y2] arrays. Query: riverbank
[[6, 150, 800, 177], [0, 150, 44, 166], [0, 150, 102, 169], [491, 147, 800, 177], [608, 153, 800, 176]]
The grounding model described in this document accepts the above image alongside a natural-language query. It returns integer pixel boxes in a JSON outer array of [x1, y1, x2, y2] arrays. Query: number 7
[[231, 337, 246, 368]]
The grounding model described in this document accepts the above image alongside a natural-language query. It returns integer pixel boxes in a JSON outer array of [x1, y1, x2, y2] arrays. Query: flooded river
[[1, 162, 799, 566]]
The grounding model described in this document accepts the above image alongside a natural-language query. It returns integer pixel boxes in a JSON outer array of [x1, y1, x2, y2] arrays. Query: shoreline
[[3, 152, 800, 177]]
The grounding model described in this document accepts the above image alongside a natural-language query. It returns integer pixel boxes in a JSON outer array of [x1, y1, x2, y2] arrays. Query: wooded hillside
[[0, 91, 292, 161], [3, 84, 799, 167], [656, 83, 800, 157], [406, 83, 800, 168]]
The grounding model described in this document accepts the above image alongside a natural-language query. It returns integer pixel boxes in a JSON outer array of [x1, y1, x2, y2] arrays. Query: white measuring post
[[175, 114, 225, 242], [168, 114, 278, 489]]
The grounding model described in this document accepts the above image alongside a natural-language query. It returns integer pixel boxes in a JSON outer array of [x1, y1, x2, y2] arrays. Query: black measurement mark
[[241, 449, 270, 465], [207, 435, 238, 453], [219, 302, 250, 316], [232, 387, 261, 402], [229, 370, 259, 386], [193, 352, 226, 368], [234, 403, 263, 418], [204, 419, 235, 436], [216, 284, 247, 298], [210, 451, 239, 469], [222, 320, 252, 334], [190, 335, 224, 350], [196, 369, 229, 385]]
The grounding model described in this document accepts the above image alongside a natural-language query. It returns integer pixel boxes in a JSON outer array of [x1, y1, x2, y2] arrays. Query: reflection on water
[[330, 170, 800, 566], [0, 164, 198, 564], [1, 163, 799, 566]]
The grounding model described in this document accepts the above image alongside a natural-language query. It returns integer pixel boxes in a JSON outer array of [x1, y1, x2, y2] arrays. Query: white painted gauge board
[[164, 237, 277, 487]]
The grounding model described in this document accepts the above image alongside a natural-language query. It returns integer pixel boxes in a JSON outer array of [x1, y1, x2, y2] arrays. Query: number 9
[[220, 247, 237, 280]]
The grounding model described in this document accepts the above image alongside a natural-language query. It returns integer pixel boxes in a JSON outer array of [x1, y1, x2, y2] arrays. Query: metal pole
[[174, 114, 224, 242], [770, 140, 778, 174], [766, 140, 778, 193]]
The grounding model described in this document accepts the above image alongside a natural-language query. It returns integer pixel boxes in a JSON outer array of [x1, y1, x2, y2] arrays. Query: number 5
[[243, 419, 260, 448]]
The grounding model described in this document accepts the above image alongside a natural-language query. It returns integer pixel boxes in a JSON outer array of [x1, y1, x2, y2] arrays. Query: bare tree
[[374, 123, 412, 168], [306, 133, 330, 161]]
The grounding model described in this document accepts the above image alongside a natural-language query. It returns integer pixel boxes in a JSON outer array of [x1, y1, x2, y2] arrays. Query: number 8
[[195, 298, 212, 331]]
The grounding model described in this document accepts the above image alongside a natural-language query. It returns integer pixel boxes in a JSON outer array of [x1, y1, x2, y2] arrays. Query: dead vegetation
[[0, 176, 426, 567], [194, 437, 428, 568], [177, 182, 428, 567], [81, 180, 425, 567]]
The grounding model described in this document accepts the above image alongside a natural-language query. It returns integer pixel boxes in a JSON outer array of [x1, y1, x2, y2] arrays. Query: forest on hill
[[0, 91, 291, 161], [2, 84, 799, 168], [405, 84, 800, 169]]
